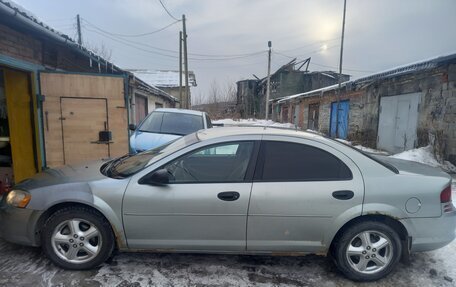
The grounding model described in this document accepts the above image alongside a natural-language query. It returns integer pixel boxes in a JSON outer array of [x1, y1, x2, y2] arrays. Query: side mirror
[[129, 124, 137, 131], [138, 169, 169, 186]]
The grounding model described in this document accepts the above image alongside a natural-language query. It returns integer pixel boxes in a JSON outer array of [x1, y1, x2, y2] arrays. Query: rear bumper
[[400, 210, 456, 252], [0, 200, 43, 247]]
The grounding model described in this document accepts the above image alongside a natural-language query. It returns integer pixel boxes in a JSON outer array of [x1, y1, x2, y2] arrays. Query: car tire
[[41, 206, 115, 270], [333, 221, 402, 282]]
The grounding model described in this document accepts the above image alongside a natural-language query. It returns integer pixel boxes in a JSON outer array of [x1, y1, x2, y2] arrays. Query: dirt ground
[[0, 237, 455, 287]]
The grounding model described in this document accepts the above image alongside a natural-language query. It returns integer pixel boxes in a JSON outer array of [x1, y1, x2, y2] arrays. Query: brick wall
[[0, 23, 42, 64], [0, 22, 113, 74]]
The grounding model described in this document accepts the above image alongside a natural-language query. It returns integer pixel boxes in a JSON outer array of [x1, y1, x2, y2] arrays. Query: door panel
[[394, 100, 409, 148], [39, 72, 128, 167], [307, 103, 319, 130], [3, 69, 38, 181], [134, 95, 147, 124], [123, 140, 259, 251], [330, 101, 349, 139], [377, 96, 396, 152], [61, 98, 108, 165], [123, 182, 252, 250], [247, 137, 363, 253], [377, 93, 421, 153]]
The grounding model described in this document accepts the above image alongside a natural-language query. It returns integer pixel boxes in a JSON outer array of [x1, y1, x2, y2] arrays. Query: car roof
[[153, 108, 204, 116], [196, 126, 325, 142]]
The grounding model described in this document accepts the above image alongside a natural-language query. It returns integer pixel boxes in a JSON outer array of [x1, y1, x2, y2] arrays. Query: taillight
[[440, 185, 452, 203]]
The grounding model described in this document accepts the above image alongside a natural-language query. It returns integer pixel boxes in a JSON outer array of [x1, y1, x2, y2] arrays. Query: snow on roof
[[132, 70, 197, 88], [277, 52, 456, 103], [276, 81, 350, 103], [320, 72, 337, 79], [133, 76, 178, 102]]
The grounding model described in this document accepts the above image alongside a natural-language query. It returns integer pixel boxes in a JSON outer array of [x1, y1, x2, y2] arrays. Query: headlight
[[6, 190, 31, 208]]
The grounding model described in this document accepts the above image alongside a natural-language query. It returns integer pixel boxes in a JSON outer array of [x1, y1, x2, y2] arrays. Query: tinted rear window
[[259, 141, 352, 181], [139, 111, 203, 135]]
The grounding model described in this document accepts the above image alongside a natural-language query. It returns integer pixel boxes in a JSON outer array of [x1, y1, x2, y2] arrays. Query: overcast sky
[[14, 0, 456, 103]]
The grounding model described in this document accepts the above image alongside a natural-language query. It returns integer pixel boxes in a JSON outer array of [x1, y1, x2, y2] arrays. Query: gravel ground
[[0, 237, 455, 287]]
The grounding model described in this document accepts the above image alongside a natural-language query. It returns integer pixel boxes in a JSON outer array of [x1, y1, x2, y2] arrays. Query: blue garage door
[[330, 100, 349, 139]]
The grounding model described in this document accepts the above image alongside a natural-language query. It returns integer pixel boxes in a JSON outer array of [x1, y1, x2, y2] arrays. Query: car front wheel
[[334, 221, 402, 281], [42, 206, 114, 269]]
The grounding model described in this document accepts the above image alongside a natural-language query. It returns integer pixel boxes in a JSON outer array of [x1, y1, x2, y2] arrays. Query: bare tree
[[86, 42, 112, 61]]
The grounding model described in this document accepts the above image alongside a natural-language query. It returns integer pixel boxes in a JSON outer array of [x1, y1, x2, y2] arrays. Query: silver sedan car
[[0, 127, 454, 281]]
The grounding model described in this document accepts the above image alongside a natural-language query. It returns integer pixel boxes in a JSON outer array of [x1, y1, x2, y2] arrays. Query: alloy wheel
[[51, 218, 102, 264], [345, 230, 393, 274]]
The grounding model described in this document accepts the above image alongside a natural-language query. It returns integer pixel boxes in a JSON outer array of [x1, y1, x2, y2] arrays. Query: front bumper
[[400, 210, 456, 252], [0, 198, 43, 247]]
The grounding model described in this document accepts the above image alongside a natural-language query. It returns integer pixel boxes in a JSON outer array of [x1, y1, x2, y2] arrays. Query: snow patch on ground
[[391, 145, 456, 173], [391, 145, 442, 167]]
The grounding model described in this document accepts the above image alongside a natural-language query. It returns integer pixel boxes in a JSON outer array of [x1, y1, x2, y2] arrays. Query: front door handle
[[217, 191, 240, 201], [332, 190, 354, 200]]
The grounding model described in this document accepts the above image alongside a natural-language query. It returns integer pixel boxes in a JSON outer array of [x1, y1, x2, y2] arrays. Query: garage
[[377, 93, 421, 154]]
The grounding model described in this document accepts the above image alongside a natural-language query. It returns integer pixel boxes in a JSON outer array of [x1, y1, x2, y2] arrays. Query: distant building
[[236, 58, 349, 119], [133, 70, 197, 109], [277, 53, 456, 165]]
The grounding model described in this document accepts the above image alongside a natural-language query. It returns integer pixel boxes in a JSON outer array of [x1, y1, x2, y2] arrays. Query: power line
[[83, 26, 179, 59], [272, 44, 339, 59], [310, 62, 373, 73], [275, 37, 340, 53], [83, 24, 267, 60], [82, 18, 180, 38], [158, 0, 180, 21], [272, 50, 373, 73], [83, 18, 267, 58], [83, 26, 267, 61]]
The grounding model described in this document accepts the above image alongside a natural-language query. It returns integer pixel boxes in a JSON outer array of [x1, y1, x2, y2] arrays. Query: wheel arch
[[35, 201, 127, 249], [328, 214, 409, 257]]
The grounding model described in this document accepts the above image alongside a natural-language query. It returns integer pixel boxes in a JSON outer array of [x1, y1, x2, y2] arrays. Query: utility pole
[[335, 0, 347, 138], [182, 14, 190, 109], [76, 14, 82, 46], [265, 41, 272, 120], [179, 31, 183, 107]]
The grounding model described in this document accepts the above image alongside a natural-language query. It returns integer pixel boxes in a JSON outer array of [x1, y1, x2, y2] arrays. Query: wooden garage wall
[[40, 72, 128, 167]]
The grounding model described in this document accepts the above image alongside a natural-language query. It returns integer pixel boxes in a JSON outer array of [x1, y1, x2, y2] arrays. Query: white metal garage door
[[377, 93, 421, 154]]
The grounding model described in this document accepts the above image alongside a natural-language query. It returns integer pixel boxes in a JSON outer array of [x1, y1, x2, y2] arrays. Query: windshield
[[139, 111, 204, 136], [103, 132, 200, 178]]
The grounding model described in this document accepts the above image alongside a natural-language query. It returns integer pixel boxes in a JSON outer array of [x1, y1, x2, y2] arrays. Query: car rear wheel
[[334, 221, 402, 281], [42, 206, 114, 269]]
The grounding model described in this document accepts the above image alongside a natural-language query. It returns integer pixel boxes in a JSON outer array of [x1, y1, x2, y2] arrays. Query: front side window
[[259, 141, 352, 181], [104, 133, 200, 178], [164, 141, 254, 183]]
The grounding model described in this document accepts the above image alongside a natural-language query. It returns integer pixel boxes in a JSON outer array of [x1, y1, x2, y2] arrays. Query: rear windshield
[[139, 111, 204, 136], [331, 139, 399, 174]]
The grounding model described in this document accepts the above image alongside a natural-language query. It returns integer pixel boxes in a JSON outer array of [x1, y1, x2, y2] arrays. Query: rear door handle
[[217, 191, 240, 201], [332, 190, 354, 200]]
